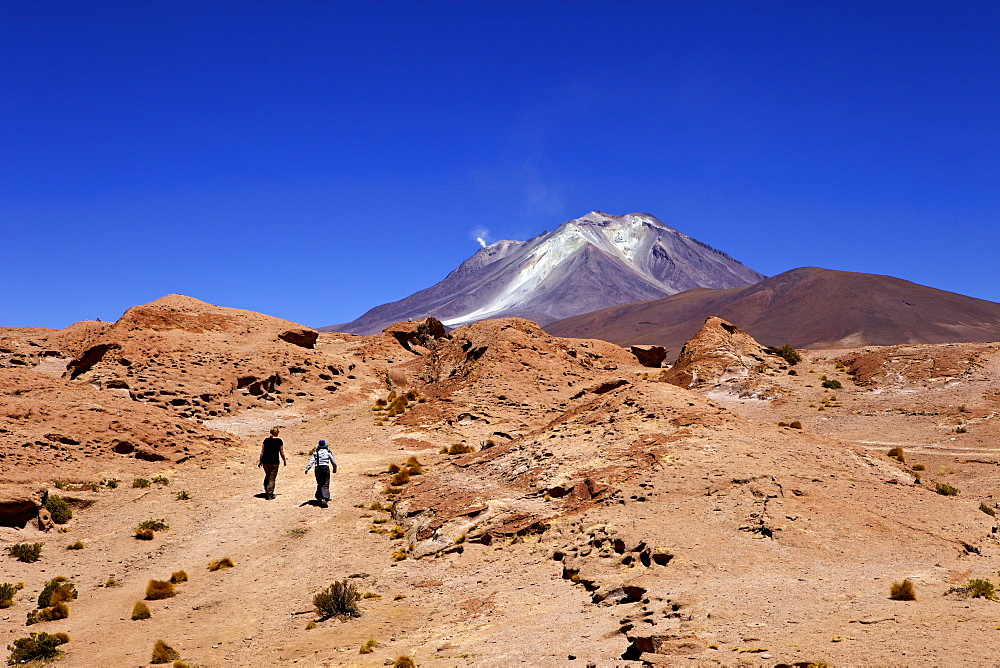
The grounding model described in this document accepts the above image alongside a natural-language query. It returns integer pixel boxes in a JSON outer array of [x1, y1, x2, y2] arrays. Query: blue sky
[[3, 0, 998, 329]]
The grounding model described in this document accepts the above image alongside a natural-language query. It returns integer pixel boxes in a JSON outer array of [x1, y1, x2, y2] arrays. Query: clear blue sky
[[3, 0, 998, 329]]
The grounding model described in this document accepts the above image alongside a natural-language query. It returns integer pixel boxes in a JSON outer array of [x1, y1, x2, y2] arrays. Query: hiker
[[304, 440, 337, 508], [257, 427, 287, 499]]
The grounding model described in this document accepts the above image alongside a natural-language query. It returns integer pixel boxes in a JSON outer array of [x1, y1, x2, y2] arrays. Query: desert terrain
[[3, 297, 1000, 666]]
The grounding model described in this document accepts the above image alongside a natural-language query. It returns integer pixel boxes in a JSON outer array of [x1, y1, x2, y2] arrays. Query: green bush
[[767, 344, 801, 366], [136, 519, 169, 532], [6, 631, 69, 663], [26, 602, 69, 625], [935, 482, 960, 496], [7, 542, 42, 563], [38, 577, 77, 607], [132, 478, 150, 488], [821, 379, 842, 389], [980, 502, 996, 517], [0, 582, 24, 608], [43, 494, 73, 524], [152, 476, 170, 486], [313, 580, 362, 620]]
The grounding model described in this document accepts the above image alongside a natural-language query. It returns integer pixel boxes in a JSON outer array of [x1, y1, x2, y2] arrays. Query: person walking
[[304, 440, 337, 508], [257, 427, 287, 499]]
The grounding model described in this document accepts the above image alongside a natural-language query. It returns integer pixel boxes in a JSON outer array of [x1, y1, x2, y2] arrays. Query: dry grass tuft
[[132, 478, 150, 488], [887, 447, 905, 463], [389, 525, 406, 540], [145, 580, 175, 600], [26, 601, 70, 625], [66, 541, 85, 550], [359, 638, 378, 654], [313, 580, 362, 620], [170, 571, 188, 584], [446, 443, 476, 455], [132, 601, 152, 620], [390, 469, 411, 486], [208, 557, 235, 571], [150, 639, 180, 664], [135, 529, 155, 540], [889, 579, 917, 601], [387, 463, 401, 474], [393, 656, 416, 668]]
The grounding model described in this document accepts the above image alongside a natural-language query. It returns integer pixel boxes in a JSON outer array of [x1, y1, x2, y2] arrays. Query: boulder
[[662, 316, 771, 389], [0, 484, 43, 528], [278, 328, 318, 349], [629, 345, 668, 368]]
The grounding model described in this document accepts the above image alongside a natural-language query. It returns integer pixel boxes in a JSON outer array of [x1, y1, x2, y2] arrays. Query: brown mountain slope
[[545, 266, 1000, 353]]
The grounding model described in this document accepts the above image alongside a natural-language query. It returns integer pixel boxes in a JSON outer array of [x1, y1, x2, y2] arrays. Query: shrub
[[152, 476, 170, 485], [887, 447, 905, 463], [145, 580, 175, 600], [8, 542, 43, 563], [447, 443, 476, 455], [305, 620, 317, 630], [0, 582, 23, 608], [170, 571, 188, 584], [767, 344, 801, 366], [955, 425, 968, 434], [387, 463, 401, 474], [6, 631, 69, 663], [103, 578, 121, 588], [176, 490, 191, 500], [821, 379, 842, 389], [362, 592, 382, 600], [935, 482, 960, 496], [132, 601, 152, 620], [980, 502, 997, 517], [389, 526, 406, 539], [405, 457, 423, 475], [889, 579, 916, 601], [394, 657, 416, 668], [135, 529, 155, 540], [44, 494, 73, 524], [150, 639, 180, 664], [911, 463, 925, 471], [37, 577, 77, 607], [390, 469, 410, 485], [208, 557, 235, 571], [789, 421, 803, 430], [104, 478, 120, 489], [66, 541, 85, 550], [313, 580, 362, 620], [137, 519, 169, 532], [26, 601, 69, 625], [132, 478, 150, 488], [359, 638, 378, 654]]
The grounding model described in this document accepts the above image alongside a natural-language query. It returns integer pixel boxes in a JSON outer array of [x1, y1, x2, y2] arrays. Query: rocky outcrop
[[662, 316, 776, 390], [0, 485, 43, 528], [629, 345, 667, 368]]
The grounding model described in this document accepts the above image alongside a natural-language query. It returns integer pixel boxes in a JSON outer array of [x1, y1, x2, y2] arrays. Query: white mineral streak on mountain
[[326, 211, 764, 335]]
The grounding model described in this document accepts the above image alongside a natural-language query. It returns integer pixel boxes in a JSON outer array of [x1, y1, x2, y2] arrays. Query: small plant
[[391, 546, 411, 561], [393, 656, 416, 668], [7, 542, 43, 563], [145, 580, 175, 600], [170, 571, 188, 584], [150, 639, 180, 664], [384, 486, 403, 496], [313, 580, 362, 620], [103, 478, 120, 489], [66, 541, 85, 550], [889, 579, 917, 601], [767, 344, 801, 365], [208, 557, 235, 571], [103, 578, 121, 588], [948, 578, 998, 600], [821, 379, 842, 389], [362, 592, 382, 600], [0, 582, 23, 609], [911, 463, 925, 471], [390, 469, 411, 485], [389, 525, 406, 539], [955, 425, 968, 434], [393, 594, 406, 601], [131, 601, 152, 620], [959, 404, 970, 413], [175, 490, 191, 500], [305, 620, 317, 630], [26, 601, 69, 625], [359, 638, 378, 654], [135, 529, 155, 540], [152, 475, 170, 485], [132, 478, 151, 488], [44, 494, 73, 524], [137, 519, 169, 532], [387, 463, 401, 474], [38, 577, 77, 607], [288, 527, 309, 538], [6, 631, 69, 663], [935, 482, 960, 496], [981, 502, 997, 517], [887, 447, 905, 463], [446, 443, 476, 455], [405, 457, 423, 475], [789, 421, 803, 430]]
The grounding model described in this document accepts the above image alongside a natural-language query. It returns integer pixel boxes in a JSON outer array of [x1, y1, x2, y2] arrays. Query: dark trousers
[[262, 463, 280, 496], [314, 465, 330, 502]]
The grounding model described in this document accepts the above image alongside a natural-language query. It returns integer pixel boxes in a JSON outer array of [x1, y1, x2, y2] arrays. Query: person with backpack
[[304, 440, 337, 508], [257, 426, 287, 499]]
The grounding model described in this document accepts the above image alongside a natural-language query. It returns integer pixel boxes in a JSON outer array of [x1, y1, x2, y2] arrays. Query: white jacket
[[305, 447, 337, 473]]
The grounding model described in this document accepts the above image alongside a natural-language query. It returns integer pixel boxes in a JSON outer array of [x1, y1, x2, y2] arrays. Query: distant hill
[[325, 211, 764, 335], [544, 267, 1000, 353]]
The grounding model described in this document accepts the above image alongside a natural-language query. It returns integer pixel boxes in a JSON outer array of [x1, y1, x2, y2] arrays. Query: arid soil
[[3, 299, 1000, 666]]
